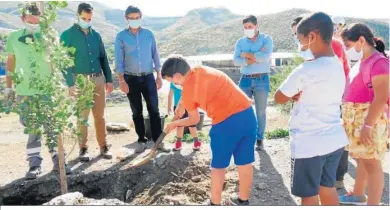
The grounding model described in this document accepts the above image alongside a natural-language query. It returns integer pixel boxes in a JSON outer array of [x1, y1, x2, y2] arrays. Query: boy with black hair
[[275, 12, 348, 205], [291, 14, 351, 189], [162, 56, 256, 206]]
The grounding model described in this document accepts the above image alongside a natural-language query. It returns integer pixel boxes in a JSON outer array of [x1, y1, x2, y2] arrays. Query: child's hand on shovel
[[166, 116, 179, 134]]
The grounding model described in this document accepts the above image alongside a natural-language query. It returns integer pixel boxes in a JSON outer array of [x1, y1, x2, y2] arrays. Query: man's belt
[[124, 72, 153, 77], [243, 73, 268, 78], [77, 72, 103, 78]]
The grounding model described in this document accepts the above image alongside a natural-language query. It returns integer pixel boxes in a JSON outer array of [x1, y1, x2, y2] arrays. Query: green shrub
[[269, 55, 303, 114], [0, 34, 7, 63], [270, 55, 303, 96], [265, 128, 289, 139], [168, 131, 210, 143]]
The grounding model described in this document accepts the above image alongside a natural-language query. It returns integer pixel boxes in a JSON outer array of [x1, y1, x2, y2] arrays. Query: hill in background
[[0, 2, 388, 57]]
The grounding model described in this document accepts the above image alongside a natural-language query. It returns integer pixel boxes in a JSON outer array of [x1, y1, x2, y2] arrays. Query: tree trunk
[[58, 134, 68, 194]]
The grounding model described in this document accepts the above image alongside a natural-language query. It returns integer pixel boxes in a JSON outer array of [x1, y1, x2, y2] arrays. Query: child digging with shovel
[[162, 55, 256, 205]]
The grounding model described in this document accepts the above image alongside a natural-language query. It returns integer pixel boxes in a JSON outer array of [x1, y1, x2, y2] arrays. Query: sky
[[91, 0, 390, 19]]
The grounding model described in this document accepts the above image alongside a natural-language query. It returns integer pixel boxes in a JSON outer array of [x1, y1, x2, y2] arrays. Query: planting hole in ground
[[0, 147, 213, 205]]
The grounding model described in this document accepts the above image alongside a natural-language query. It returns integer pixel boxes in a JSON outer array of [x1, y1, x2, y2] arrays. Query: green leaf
[[67, 123, 73, 128], [24, 128, 30, 134]]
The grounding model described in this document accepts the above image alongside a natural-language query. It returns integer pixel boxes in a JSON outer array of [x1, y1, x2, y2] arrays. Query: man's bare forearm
[[156, 70, 162, 79], [6, 55, 15, 88], [117, 72, 125, 82], [5, 75, 12, 88]]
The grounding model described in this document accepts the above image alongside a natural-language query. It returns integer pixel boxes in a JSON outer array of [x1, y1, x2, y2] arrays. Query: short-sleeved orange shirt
[[181, 66, 252, 124]]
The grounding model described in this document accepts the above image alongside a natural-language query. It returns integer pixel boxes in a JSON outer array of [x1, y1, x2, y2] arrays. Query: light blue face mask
[[294, 36, 300, 46], [78, 19, 91, 29], [297, 40, 314, 61], [128, 19, 142, 29]]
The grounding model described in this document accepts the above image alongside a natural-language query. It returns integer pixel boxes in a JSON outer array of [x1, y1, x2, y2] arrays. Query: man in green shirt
[[5, 3, 71, 180], [60, 3, 113, 162]]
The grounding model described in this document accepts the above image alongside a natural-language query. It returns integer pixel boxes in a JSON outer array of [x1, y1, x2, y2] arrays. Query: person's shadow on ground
[[66, 141, 142, 174], [250, 150, 296, 205]]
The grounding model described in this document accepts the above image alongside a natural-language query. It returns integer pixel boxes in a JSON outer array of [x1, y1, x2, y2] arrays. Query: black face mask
[[18, 29, 41, 45]]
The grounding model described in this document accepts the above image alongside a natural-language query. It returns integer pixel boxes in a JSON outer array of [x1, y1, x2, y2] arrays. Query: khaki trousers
[[79, 75, 107, 149]]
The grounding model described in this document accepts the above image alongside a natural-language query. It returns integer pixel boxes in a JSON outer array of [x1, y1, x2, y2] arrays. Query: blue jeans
[[239, 74, 270, 140]]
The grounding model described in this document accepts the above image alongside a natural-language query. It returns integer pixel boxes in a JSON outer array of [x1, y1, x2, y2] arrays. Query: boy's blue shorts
[[209, 107, 257, 169], [291, 147, 344, 197]]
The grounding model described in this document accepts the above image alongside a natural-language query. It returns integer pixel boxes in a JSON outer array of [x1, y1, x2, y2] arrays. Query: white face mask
[[128, 19, 142, 29], [78, 18, 92, 29], [244, 29, 256, 38], [25, 23, 40, 33], [173, 83, 183, 90], [297, 41, 314, 61], [346, 45, 363, 61]]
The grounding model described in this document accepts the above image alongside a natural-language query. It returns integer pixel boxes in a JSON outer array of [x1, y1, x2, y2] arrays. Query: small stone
[[125, 190, 132, 200], [257, 183, 267, 190], [194, 188, 206, 195], [196, 195, 203, 202], [192, 176, 201, 183], [44, 192, 84, 205], [267, 190, 271, 194], [164, 195, 186, 205]]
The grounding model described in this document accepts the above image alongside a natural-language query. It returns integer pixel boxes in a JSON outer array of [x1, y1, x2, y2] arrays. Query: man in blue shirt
[[115, 5, 170, 153], [233, 15, 274, 151]]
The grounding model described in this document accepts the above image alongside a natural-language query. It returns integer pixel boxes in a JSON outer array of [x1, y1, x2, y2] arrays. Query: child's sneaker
[[229, 194, 249, 206], [339, 192, 367, 205], [173, 141, 182, 151], [193, 141, 201, 151]]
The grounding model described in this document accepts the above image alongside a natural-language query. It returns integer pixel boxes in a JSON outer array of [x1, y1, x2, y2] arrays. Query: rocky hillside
[[0, 2, 388, 57], [0, 1, 119, 43], [156, 9, 389, 57]]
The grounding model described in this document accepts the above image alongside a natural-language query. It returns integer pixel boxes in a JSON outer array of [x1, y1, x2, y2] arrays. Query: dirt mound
[[128, 148, 212, 205]]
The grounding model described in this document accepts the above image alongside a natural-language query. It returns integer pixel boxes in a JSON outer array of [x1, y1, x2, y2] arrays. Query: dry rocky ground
[[0, 84, 389, 205]]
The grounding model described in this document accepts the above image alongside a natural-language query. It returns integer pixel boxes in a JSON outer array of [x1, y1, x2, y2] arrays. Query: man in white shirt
[[274, 12, 348, 205]]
